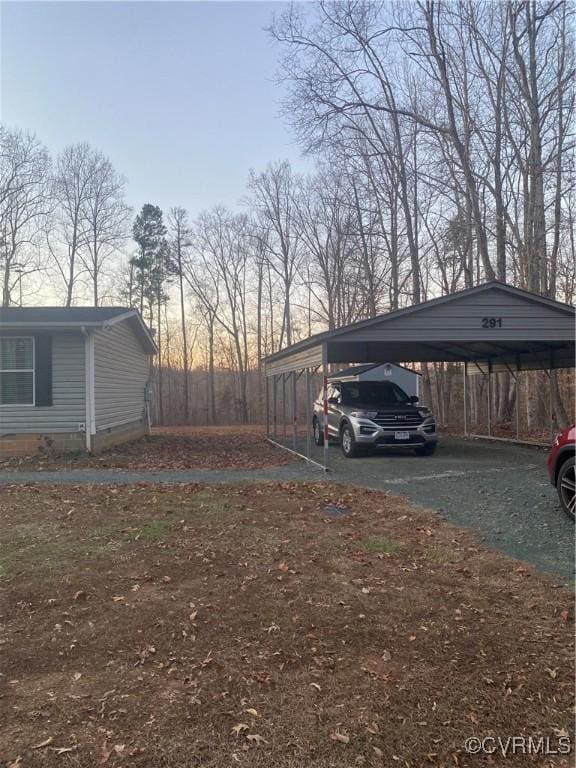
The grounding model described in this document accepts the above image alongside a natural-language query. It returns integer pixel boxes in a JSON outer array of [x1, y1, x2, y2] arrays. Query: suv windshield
[[340, 381, 411, 406]]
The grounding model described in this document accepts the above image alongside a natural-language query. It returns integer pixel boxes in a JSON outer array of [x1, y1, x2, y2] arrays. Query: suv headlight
[[418, 408, 432, 418], [350, 410, 378, 419]]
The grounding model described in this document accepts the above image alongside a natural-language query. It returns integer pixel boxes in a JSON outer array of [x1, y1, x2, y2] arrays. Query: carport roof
[[263, 281, 575, 375]]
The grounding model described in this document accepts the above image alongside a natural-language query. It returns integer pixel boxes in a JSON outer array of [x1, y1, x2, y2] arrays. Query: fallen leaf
[[7, 757, 22, 768], [100, 739, 112, 764], [309, 682, 321, 691], [231, 723, 249, 736], [31, 737, 53, 749], [246, 734, 268, 745], [330, 732, 350, 744], [244, 708, 258, 717], [381, 650, 392, 661], [372, 746, 383, 758]]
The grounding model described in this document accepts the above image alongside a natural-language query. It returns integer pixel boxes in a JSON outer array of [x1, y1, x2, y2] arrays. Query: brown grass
[[0, 482, 573, 767], [0, 426, 295, 471]]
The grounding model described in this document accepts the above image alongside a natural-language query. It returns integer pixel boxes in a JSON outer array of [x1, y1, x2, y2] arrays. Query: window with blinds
[[0, 337, 35, 405]]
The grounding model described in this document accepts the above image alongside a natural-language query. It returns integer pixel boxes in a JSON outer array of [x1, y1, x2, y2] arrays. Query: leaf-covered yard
[[0, 482, 573, 767], [0, 427, 296, 472]]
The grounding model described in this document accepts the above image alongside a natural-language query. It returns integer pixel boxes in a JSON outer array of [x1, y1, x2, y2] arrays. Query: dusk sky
[[0, 1, 308, 216]]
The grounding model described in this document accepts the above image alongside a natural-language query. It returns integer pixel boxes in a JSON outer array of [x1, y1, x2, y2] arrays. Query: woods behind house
[[1, 1, 574, 431]]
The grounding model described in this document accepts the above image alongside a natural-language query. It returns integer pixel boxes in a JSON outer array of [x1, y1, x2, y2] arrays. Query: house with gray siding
[[0, 307, 157, 456]]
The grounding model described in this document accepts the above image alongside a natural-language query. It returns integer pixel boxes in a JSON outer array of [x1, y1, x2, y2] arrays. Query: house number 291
[[481, 317, 502, 328]]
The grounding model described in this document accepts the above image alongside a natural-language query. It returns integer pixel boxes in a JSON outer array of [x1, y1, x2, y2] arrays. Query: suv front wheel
[[341, 423, 359, 458]]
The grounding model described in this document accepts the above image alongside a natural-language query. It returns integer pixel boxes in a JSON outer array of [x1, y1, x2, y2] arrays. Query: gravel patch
[[0, 463, 320, 486], [289, 435, 574, 584]]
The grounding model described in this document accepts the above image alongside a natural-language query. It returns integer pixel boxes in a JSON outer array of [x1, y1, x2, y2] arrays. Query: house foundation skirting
[[92, 419, 148, 451], [0, 432, 86, 457], [0, 419, 148, 457]]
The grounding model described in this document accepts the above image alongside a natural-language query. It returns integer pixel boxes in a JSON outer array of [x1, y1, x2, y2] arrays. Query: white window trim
[[0, 336, 35, 407]]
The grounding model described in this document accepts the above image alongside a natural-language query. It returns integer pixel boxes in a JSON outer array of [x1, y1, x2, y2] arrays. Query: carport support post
[[549, 350, 557, 443], [265, 374, 270, 438], [487, 360, 492, 437], [272, 375, 278, 440], [292, 370, 298, 451], [282, 374, 287, 440], [515, 366, 520, 441], [463, 361, 468, 436], [549, 366, 555, 443], [322, 349, 329, 471], [305, 368, 311, 460]]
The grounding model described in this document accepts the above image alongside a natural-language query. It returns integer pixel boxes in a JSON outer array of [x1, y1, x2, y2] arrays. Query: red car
[[548, 424, 576, 520]]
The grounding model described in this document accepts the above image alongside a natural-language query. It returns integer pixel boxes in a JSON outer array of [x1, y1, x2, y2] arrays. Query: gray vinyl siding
[[93, 322, 150, 432], [0, 332, 85, 434]]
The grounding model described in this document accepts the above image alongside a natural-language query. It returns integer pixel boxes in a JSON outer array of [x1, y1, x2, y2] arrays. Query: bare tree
[[79, 152, 131, 305], [296, 170, 360, 328], [187, 208, 252, 422], [0, 126, 51, 306], [248, 161, 303, 347], [169, 206, 192, 422], [49, 143, 96, 306]]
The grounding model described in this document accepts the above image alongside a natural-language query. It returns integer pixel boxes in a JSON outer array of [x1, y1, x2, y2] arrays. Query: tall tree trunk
[[177, 256, 189, 423], [256, 259, 264, 413], [157, 295, 164, 425], [207, 317, 216, 425]]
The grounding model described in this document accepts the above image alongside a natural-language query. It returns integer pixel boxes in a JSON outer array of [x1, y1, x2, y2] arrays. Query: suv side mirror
[[327, 396, 339, 404], [408, 395, 419, 403]]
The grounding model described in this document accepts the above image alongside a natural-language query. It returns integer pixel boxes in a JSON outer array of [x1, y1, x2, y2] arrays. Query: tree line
[[0, 1, 574, 430]]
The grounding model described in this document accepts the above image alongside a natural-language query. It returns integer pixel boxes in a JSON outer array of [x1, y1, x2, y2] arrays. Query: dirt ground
[[0, 427, 295, 472], [0, 482, 573, 768]]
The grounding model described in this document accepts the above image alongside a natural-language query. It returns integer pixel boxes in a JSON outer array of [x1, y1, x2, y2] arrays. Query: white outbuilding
[[328, 363, 420, 399]]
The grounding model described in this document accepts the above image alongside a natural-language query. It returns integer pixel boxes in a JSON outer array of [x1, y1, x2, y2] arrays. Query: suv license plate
[[394, 431, 410, 441]]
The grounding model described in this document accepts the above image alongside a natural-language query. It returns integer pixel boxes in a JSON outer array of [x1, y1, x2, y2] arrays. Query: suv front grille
[[372, 412, 423, 429]]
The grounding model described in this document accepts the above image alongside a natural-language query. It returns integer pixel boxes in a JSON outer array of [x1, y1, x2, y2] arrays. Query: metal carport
[[263, 281, 575, 470]]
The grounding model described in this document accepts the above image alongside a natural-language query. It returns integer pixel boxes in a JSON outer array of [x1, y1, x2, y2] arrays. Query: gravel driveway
[[297, 435, 574, 584], [0, 436, 571, 583]]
